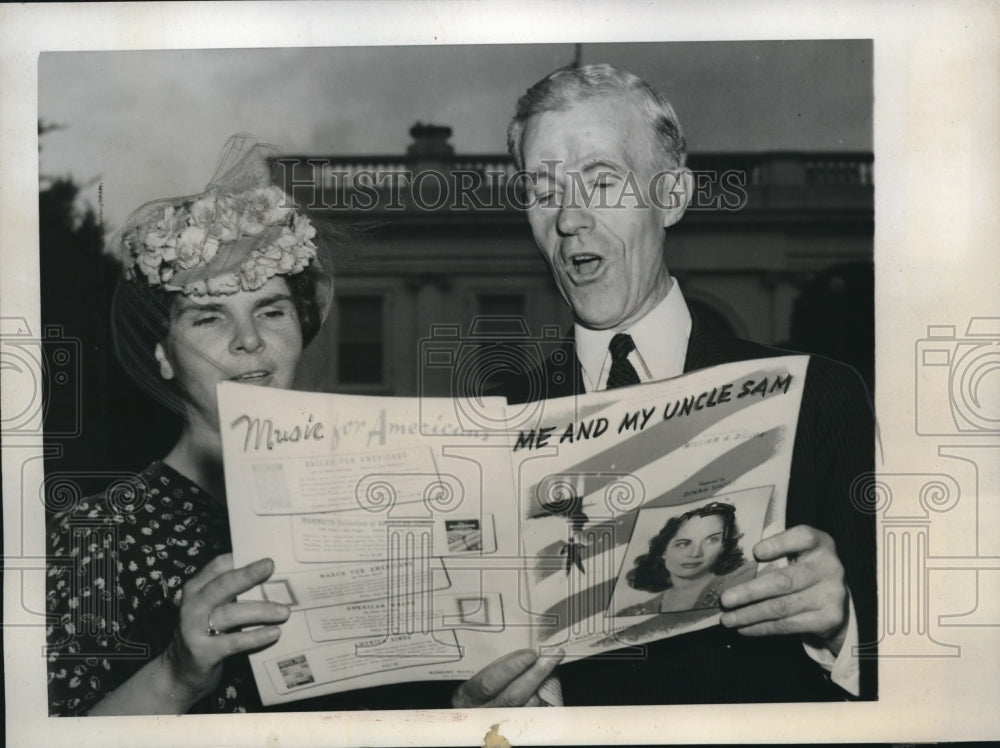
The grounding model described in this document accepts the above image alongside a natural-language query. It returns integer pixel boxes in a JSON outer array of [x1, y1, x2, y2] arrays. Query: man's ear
[[656, 167, 693, 229], [154, 342, 175, 381]]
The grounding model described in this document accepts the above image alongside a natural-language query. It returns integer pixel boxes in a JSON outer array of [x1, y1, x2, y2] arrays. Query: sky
[[38, 41, 872, 230]]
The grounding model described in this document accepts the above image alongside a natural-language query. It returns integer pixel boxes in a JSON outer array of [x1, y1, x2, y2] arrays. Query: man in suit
[[452, 63, 876, 707]]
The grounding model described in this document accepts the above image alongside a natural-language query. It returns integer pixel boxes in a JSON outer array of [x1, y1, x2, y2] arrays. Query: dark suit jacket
[[491, 322, 877, 704]]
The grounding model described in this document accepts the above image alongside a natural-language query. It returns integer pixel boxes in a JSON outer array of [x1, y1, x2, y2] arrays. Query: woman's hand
[[162, 554, 290, 702]]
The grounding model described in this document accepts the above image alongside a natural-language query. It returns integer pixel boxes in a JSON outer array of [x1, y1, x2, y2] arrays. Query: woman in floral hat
[[45, 139, 451, 715]]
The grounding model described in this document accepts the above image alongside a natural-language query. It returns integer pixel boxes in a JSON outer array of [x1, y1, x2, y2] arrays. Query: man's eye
[[259, 308, 287, 319], [534, 191, 557, 207]]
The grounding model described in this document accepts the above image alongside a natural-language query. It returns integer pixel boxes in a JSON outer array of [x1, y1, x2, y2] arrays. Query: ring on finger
[[206, 614, 222, 637]]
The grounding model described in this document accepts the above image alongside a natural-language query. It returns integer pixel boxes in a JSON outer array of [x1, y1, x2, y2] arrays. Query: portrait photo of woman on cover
[[616, 501, 758, 616]]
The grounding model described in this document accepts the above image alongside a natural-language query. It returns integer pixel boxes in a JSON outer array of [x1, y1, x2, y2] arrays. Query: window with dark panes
[[337, 295, 384, 384], [475, 293, 527, 335]]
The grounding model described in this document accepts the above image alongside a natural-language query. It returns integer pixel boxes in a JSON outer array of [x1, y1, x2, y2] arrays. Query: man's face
[[520, 96, 687, 330]]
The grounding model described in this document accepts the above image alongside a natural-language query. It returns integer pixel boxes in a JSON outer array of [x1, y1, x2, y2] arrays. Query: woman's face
[[154, 276, 304, 428], [663, 514, 725, 581]]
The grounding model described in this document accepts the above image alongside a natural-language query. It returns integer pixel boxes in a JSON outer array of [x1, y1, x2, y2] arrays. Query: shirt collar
[[573, 278, 693, 391]]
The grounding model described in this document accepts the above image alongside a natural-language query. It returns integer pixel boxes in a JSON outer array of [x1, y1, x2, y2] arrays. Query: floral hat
[[114, 135, 327, 298], [110, 136, 334, 415]]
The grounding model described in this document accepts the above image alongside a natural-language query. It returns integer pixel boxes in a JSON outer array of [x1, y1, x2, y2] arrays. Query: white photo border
[[3, 1, 1000, 745]]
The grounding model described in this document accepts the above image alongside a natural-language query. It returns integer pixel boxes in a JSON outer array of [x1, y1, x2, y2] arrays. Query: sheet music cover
[[218, 355, 806, 704]]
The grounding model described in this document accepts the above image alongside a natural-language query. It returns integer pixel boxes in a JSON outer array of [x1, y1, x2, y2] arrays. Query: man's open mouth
[[568, 253, 602, 277]]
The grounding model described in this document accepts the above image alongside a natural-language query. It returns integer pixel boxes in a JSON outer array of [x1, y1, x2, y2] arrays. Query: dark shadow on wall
[[781, 261, 875, 395]]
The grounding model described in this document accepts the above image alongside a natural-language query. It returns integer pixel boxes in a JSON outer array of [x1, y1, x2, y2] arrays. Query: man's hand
[[719, 525, 850, 654], [452, 649, 564, 708]]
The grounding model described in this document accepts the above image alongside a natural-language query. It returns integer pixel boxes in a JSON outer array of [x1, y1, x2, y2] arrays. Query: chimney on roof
[[407, 122, 454, 163]]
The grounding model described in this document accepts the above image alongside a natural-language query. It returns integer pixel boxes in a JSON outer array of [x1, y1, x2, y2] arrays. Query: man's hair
[[506, 63, 688, 171], [626, 501, 745, 593]]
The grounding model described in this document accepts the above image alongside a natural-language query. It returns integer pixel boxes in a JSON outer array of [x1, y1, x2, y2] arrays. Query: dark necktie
[[606, 333, 641, 389]]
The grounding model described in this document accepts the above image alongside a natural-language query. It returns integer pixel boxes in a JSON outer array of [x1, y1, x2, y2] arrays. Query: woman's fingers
[[183, 553, 235, 597], [173, 598, 287, 677], [195, 557, 276, 611], [177, 556, 282, 654], [211, 626, 283, 658], [165, 556, 285, 699], [205, 600, 291, 634]]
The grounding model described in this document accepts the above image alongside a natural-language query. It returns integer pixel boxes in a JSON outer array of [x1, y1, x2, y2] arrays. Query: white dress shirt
[[574, 277, 692, 392], [572, 277, 861, 696]]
